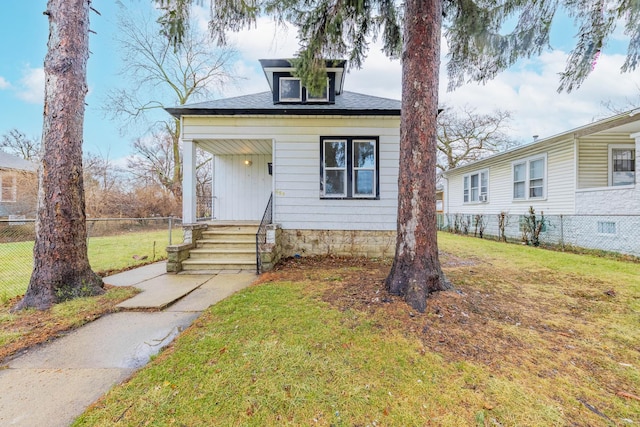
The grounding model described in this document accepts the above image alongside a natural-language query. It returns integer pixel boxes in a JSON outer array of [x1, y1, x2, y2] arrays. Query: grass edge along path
[[75, 234, 640, 425], [0, 286, 139, 362]]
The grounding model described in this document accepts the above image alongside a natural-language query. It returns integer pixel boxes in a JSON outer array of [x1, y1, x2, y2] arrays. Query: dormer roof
[[259, 59, 347, 96]]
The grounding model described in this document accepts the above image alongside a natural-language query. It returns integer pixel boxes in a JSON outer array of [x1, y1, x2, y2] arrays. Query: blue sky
[[1, 2, 639, 162]]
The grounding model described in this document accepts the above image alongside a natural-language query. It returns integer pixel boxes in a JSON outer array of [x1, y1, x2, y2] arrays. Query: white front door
[[214, 154, 272, 220]]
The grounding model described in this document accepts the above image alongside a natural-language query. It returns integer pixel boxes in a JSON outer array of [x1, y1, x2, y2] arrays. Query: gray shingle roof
[[165, 91, 401, 117], [0, 151, 36, 172]]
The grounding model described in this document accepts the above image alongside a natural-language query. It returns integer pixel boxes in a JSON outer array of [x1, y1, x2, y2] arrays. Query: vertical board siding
[[214, 153, 272, 220], [185, 116, 400, 230]]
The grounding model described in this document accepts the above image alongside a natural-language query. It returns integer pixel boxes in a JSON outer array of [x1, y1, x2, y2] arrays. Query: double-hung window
[[513, 155, 546, 200], [609, 145, 635, 186], [320, 137, 378, 199], [463, 170, 488, 203], [0, 174, 17, 202]]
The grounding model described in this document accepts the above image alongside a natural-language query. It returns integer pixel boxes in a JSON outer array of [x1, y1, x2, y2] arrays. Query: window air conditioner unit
[[479, 194, 488, 202]]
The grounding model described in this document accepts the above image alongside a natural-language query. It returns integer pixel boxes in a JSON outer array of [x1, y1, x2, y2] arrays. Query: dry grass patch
[[0, 285, 139, 363], [76, 233, 639, 426]]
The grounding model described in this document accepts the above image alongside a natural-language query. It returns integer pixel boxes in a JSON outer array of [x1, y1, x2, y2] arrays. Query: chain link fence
[[0, 217, 183, 302], [438, 212, 640, 258]]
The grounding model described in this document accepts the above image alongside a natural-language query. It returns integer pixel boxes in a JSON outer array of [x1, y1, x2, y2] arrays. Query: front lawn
[[76, 233, 640, 426], [0, 229, 180, 301]]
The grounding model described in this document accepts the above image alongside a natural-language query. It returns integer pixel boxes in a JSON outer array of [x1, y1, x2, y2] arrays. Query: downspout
[[442, 174, 449, 228], [573, 134, 578, 214]]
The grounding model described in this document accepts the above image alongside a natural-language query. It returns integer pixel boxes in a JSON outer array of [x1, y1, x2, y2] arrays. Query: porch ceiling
[[196, 139, 272, 155]]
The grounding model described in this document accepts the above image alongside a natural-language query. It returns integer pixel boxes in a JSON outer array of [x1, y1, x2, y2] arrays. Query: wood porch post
[[182, 138, 197, 224]]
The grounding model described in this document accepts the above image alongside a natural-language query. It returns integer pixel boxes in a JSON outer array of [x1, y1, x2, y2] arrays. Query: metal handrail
[[255, 193, 273, 274]]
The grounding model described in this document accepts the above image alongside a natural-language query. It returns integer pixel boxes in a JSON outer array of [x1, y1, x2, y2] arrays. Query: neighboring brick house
[[0, 151, 37, 218]]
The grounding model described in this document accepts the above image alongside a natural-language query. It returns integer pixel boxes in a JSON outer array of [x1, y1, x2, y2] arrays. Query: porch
[[166, 218, 282, 274]]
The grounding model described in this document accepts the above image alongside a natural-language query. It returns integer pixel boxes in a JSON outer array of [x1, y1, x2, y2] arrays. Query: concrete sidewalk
[[0, 263, 257, 427]]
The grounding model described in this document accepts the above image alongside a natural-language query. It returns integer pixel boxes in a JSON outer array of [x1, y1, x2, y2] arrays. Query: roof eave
[[165, 107, 400, 118]]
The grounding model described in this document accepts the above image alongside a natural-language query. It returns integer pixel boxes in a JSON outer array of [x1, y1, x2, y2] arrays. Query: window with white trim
[[277, 76, 332, 103], [608, 145, 635, 186], [463, 170, 488, 203], [0, 174, 17, 202], [597, 221, 616, 234], [279, 77, 302, 102], [306, 79, 329, 102], [320, 137, 378, 199], [512, 155, 546, 200]]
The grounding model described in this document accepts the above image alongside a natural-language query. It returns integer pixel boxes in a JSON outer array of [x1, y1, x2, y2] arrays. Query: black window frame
[[319, 136, 380, 200], [273, 72, 336, 104]]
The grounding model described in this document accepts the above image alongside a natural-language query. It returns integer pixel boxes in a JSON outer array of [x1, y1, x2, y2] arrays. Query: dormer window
[[279, 77, 302, 102], [261, 59, 345, 105], [278, 76, 330, 103], [306, 79, 329, 102]]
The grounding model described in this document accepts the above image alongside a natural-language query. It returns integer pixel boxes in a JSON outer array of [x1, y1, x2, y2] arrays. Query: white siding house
[[442, 110, 640, 255], [165, 59, 401, 271]]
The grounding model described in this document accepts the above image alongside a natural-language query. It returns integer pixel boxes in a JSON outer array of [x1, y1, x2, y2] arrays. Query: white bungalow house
[[442, 109, 640, 255], [165, 59, 401, 272]]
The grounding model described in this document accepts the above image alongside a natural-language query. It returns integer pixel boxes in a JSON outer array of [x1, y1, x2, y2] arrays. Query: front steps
[[181, 223, 259, 271]]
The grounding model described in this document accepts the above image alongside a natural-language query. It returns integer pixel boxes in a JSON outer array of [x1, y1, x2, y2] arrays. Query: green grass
[[75, 233, 640, 426], [76, 283, 487, 426], [0, 229, 181, 302]]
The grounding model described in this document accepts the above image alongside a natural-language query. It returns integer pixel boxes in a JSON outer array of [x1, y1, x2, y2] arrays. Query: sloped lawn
[[76, 233, 640, 426]]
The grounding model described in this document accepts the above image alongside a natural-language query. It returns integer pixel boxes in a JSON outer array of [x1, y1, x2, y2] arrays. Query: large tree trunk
[[385, 0, 451, 312], [14, 0, 103, 311]]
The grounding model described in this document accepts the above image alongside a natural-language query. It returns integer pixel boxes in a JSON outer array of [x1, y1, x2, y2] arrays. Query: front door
[[213, 154, 273, 220]]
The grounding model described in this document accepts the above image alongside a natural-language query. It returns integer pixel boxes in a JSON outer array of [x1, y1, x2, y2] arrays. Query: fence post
[[560, 214, 564, 251], [168, 217, 173, 246]]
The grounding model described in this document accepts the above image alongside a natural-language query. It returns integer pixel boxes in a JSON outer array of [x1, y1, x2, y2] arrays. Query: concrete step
[[196, 235, 256, 248], [196, 240, 255, 250], [188, 249, 256, 262], [181, 259, 256, 271], [204, 225, 259, 235]]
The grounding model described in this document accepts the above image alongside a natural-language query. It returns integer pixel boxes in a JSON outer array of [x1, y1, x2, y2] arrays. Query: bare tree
[[105, 7, 236, 201], [84, 151, 130, 217], [437, 105, 515, 173], [1, 129, 41, 161], [15, 0, 103, 311], [601, 86, 640, 114]]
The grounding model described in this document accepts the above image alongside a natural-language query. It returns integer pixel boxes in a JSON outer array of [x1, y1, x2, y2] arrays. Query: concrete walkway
[[0, 263, 257, 427]]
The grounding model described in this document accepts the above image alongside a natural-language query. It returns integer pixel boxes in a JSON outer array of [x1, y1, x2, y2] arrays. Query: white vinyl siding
[[577, 134, 634, 189], [445, 138, 575, 215], [182, 116, 399, 231]]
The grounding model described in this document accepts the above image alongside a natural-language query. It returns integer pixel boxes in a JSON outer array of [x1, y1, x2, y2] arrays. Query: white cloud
[[17, 66, 45, 104], [0, 76, 9, 90], [189, 17, 640, 145]]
